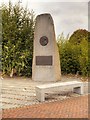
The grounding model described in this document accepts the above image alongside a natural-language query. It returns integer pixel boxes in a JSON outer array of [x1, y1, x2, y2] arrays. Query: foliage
[[57, 30, 89, 76], [2, 2, 35, 76], [69, 29, 88, 44]]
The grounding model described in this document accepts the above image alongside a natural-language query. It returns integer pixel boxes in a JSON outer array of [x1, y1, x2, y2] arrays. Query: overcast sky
[[1, 0, 89, 37]]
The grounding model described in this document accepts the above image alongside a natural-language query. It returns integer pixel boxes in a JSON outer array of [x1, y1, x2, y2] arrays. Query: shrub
[[2, 2, 35, 76], [57, 30, 89, 76]]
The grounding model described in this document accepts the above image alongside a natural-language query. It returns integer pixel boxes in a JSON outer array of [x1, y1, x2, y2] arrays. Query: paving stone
[[1, 98, 34, 105], [2, 94, 36, 99], [2, 95, 88, 118], [2, 104, 19, 109]]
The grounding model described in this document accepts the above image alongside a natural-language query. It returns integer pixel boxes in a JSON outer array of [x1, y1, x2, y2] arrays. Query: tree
[[69, 29, 88, 44], [2, 1, 35, 76]]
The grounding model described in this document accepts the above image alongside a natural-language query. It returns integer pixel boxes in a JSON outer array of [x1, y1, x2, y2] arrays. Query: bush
[[2, 2, 35, 76], [57, 31, 89, 76]]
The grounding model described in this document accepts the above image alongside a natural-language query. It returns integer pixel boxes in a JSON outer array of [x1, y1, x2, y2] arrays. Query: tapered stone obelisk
[[32, 13, 61, 82]]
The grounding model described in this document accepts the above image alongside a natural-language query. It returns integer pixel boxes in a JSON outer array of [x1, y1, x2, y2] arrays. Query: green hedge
[[57, 32, 89, 76], [2, 2, 35, 76]]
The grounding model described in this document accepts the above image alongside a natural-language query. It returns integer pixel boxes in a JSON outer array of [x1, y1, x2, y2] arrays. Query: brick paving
[[2, 95, 88, 118]]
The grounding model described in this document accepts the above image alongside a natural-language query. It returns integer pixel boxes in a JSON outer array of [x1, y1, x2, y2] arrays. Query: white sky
[[1, 0, 89, 37]]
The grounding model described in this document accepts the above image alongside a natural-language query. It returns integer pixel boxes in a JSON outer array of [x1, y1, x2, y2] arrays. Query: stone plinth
[[32, 13, 61, 82]]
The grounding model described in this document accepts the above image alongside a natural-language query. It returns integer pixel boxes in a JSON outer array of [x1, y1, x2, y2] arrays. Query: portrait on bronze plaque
[[40, 36, 48, 46]]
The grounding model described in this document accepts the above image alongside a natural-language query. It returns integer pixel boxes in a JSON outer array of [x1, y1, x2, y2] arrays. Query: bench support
[[73, 86, 83, 95], [36, 89, 45, 102]]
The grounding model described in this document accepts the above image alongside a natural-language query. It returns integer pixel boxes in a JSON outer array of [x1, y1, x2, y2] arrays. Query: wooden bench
[[35, 81, 84, 102]]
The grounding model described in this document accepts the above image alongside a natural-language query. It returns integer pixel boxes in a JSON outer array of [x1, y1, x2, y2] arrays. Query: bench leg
[[73, 86, 83, 95], [36, 90, 45, 102]]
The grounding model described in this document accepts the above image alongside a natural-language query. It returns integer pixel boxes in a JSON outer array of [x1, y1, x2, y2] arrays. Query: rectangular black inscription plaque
[[36, 56, 52, 65]]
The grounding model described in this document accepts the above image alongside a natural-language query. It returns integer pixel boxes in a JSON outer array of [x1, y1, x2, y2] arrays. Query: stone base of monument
[[32, 66, 60, 82]]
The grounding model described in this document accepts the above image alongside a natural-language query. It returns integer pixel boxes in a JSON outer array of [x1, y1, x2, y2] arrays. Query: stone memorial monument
[[32, 13, 61, 82]]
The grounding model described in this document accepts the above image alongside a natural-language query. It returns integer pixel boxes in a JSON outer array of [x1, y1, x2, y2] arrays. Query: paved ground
[[0, 76, 88, 110], [2, 95, 88, 118]]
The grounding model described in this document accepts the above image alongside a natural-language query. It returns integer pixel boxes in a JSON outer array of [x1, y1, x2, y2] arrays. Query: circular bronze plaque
[[40, 36, 48, 46]]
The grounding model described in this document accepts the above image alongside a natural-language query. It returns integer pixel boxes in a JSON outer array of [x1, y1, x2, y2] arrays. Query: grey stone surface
[[32, 13, 61, 82]]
